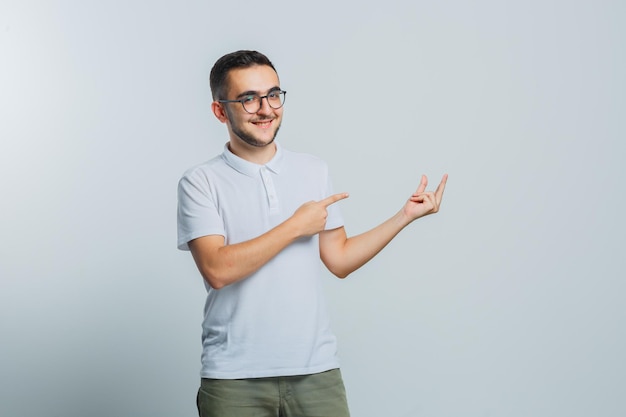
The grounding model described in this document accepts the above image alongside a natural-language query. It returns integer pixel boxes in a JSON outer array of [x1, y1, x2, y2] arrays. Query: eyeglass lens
[[242, 91, 285, 113]]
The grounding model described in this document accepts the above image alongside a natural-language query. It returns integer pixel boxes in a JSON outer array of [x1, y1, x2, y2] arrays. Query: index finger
[[319, 192, 349, 207], [434, 173, 448, 202], [415, 175, 428, 194]]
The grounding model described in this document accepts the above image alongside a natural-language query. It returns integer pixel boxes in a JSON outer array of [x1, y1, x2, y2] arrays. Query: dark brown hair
[[209, 50, 277, 100]]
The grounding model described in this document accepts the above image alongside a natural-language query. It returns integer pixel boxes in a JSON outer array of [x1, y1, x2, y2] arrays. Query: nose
[[256, 96, 273, 115]]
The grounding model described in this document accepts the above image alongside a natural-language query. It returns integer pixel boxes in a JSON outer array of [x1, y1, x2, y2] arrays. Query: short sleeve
[[177, 169, 225, 250]]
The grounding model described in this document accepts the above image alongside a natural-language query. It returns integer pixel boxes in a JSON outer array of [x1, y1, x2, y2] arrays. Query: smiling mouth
[[252, 119, 274, 129]]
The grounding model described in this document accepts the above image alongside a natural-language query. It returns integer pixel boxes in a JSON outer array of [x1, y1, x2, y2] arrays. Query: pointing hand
[[292, 193, 349, 237]]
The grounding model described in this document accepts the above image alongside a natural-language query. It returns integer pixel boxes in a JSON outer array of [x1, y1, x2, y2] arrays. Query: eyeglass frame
[[218, 89, 287, 114]]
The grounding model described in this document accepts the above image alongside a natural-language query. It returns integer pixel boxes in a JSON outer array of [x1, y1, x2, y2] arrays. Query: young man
[[177, 50, 447, 417]]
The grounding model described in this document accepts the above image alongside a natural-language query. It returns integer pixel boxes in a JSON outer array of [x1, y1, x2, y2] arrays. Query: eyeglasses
[[219, 90, 287, 114]]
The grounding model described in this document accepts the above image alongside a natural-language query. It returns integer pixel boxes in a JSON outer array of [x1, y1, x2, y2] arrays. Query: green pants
[[197, 368, 351, 417]]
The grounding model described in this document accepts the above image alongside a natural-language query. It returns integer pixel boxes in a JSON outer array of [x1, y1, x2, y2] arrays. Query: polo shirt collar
[[221, 142, 284, 177]]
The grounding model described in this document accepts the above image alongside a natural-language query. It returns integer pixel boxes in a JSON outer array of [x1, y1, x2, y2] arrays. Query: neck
[[228, 140, 277, 165]]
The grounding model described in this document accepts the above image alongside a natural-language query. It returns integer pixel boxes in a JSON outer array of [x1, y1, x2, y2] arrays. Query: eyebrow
[[235, 86, 281, 99]]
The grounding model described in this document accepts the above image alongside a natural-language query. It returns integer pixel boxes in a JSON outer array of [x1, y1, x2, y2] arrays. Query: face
[[215, 65, 283, 149]]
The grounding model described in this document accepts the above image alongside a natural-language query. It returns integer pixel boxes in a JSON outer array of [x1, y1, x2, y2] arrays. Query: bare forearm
[[323, 210, 412, 278], [190, 220, 300, 289], [322, 174, 448, 278]]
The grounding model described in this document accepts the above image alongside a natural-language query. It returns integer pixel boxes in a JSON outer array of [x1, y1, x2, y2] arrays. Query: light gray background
[[1, 1, 624, 416]]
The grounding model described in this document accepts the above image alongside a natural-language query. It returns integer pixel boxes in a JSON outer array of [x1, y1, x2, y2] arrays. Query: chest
[[212, 168, 326, 241]]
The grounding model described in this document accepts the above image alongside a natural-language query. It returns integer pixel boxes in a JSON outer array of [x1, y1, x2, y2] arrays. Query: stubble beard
[[226, 104, 282, 148], [231, 121, 281, 148]]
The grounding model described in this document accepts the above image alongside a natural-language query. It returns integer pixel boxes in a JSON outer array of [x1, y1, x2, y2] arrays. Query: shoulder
[[177, 155, 227, 199], [180, 155, 224, 182]]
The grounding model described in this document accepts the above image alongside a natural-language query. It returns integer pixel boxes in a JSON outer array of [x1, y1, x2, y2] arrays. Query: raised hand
[[291, 193, 349, 237], [402, 174, 448, 222]]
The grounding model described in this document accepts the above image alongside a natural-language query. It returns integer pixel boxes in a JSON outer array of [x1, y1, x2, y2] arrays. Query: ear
[[211, 101, 229, 123]]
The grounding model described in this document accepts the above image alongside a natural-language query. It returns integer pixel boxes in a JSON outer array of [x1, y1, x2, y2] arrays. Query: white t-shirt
[[177, 142, 344, 379]]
